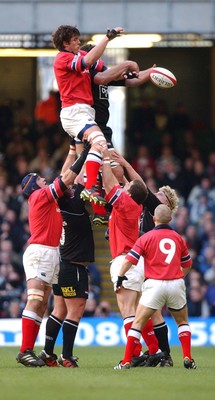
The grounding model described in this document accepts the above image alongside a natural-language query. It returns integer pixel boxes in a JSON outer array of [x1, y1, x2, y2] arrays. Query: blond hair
[[159, 185, 179, 212]]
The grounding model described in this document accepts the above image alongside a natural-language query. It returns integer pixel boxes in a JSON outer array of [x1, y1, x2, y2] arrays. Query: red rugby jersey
[[126, 225, 192, 280], [105, 186, 143, 259], [53, 50, 104, 108], [28, 178, 66, 247]]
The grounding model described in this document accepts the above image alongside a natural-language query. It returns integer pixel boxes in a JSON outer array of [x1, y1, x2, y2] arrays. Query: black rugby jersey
[[58, 184, 94, 262], [140, 188, 162, 234], [90, 67, 125, 142]]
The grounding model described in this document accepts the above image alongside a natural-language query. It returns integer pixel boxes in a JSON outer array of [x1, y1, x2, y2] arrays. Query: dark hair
[[128, 180, 148, 205], [81, 44, 95, 53], [52, 25, 80, 50]]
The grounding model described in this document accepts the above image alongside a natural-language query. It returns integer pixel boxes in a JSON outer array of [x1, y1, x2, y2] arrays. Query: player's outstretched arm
[[111, 151, 147, 187], [60, 140, 77, 175], [125, 64, 156, 87], [83, 27, 124, 67], [93, 60, 139, 85], [101, 147, 119, 194], [61, 142, 90, 187]]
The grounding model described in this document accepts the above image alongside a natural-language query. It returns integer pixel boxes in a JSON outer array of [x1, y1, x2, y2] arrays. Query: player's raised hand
[[106, 27, 125, 41], [110, 150, 127, 167]]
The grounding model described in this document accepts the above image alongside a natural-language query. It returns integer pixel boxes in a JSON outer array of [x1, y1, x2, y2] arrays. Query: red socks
[[20, 311, 42, 353], [122, 329, 141, 364], [85, 152, 102, 189], [141, 319, 159, 354], [178, 324, 192, 359]]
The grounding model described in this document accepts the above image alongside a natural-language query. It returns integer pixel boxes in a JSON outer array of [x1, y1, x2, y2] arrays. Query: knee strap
[[28, 288, 44, 302], [88, 131, 106, 145]]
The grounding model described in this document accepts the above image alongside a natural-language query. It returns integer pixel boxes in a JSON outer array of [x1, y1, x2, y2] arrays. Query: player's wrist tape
[[106, 28, 118, 41], [103, 157, 110, 164], [69, 145, 76, 155]]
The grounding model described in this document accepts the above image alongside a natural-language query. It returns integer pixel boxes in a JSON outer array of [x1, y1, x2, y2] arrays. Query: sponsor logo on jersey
[[99, 85, 108, 100]]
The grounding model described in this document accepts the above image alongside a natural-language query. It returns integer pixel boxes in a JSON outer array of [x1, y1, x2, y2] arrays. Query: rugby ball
[[149, 67, 177, 89]]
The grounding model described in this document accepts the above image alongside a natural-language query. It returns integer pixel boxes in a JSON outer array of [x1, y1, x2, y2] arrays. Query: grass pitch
[[1, 346, 214, 400]]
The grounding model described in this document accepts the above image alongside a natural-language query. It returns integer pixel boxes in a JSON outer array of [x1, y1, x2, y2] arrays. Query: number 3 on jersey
[[159, 238, 176, 263]]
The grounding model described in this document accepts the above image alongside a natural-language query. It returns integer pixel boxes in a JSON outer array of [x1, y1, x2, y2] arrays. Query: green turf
[[0, 346, 214, 400]]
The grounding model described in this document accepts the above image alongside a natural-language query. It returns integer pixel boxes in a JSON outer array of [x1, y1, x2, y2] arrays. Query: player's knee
[[88, 131, 106, 145], [27, 288, 44, 302]]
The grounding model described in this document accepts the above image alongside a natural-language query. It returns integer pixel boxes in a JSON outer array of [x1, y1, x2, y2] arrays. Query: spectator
[[156, 145, 181, 177], [157, 159, 185, 200], [154, 99, 170, 133], [0, 263, 25, 315], [10, 155, 30, 186], [128, 97, 155, 148], [197, 245, 215, 276], [88, 262, 101, 304], [170, 101, 191, 132], [130, 145, 156, 179], [95, 300, 118, 317], [34, 90, 61, 127], [189, 193, 212, 225], [205, 285, 215, 316], [207, 150, 215, 185], [190, 160, 207, 188], [185, 225, 202, 253], [3, 298, 24, 318], [186, 269, 208, 317], [187, 174, 215, 208], [83, 297, 97, 317], [0, 99, 14, 135], [197, 211, 215, 246], [171, 206, 189, 236], [204, 255, 215, 285], [5, 130, 34, 162]]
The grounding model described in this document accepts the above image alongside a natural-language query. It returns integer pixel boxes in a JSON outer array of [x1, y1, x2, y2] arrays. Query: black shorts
[[54, 261, 89, 299]]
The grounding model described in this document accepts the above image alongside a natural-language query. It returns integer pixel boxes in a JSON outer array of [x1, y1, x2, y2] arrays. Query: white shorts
[[110, 254, 145, 292], [139, 278, 186, 310], [23, 244, 60, 286], [60, 104, 96, 139]]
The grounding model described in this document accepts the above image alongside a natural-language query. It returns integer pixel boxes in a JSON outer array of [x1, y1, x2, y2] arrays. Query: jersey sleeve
[[46, 177, 68, 201], [125, 237, 144, 265], [56, 52, 82, 72], [180, 238, 192, 269], [104, 185, 122, 204], [91, 59, 104, 72], [90, 65, 107, 80]]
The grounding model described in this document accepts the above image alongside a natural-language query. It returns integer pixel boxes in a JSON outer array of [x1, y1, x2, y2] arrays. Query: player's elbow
[[94, 73, 109, 85]]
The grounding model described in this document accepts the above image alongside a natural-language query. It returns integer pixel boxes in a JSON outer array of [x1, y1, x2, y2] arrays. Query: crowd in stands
[[1, 95, 215, 318]]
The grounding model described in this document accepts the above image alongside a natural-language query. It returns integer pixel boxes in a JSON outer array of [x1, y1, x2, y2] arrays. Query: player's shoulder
[[55, 51, 75, 61]]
